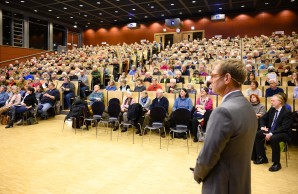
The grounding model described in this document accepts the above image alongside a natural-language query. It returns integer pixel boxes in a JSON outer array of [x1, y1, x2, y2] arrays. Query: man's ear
[[224, 73, 231, 84]]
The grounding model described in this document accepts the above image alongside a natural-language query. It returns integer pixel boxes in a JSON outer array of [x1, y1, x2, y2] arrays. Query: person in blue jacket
[[173, 88, 193, 112]]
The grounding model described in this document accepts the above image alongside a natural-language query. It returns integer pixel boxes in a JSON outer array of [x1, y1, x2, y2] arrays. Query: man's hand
[[265, 133, 271, 141], [261, 126, 269, 131]]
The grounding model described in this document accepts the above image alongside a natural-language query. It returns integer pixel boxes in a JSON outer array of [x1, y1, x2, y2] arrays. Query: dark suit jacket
[[260, 106, 293, 135], [149, 96, 169, 113], [175, 77, 185, 84]]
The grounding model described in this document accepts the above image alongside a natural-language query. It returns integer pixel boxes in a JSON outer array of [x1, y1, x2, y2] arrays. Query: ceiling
[[1, 0, 298, 30]]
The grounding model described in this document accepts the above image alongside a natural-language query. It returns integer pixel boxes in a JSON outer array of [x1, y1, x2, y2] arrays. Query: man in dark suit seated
[[252, 94, 293, 172], [141, 89, 169, 137]]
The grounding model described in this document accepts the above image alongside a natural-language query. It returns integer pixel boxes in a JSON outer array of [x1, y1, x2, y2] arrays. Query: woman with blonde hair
[[287, 72, 298, 86], [0, 85, 22, 117], [114, 91, 136, 132]]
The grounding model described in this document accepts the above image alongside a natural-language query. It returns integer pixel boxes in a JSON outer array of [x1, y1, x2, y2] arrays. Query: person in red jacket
[[147, 78, 162, 91]]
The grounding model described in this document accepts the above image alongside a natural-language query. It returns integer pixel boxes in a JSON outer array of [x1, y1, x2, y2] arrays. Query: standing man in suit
[[252, 94, 292, 171], [193, 59, 258, 194]]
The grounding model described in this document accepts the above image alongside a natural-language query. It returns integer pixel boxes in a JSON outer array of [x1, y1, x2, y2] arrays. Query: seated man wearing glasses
[[252, 94, 292, 172]]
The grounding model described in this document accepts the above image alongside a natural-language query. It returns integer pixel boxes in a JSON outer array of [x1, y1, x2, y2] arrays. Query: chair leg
[[117, 124, 122, 141], [159, 129, 161, 149], [95, 120, 98, 139], [167, 132, 170, 151], [142, 128, 145, 146], [186, 132, 189, 154], [285, 143, 288, 167], [189, 131, 192, 146], [132, 125, 135, 144], [110, 122, 113, 141], [74, 118, 77, 134], [149, 129, 152, 141]]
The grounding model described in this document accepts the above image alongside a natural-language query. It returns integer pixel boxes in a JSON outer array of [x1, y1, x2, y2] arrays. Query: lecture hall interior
[[0, 0, 298, 193]]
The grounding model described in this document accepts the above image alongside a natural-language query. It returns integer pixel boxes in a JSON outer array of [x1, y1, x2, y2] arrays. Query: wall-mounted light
[[163, 28, 166, 32], [191, 26, 195, 30]]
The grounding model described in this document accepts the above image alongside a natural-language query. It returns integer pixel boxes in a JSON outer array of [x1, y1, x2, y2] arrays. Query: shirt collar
[[221, 90, 240, 102]]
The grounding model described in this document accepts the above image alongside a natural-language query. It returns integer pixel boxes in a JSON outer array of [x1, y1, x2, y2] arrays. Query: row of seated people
[[117, 64, 298, 88], [0, 82, 60, 128], [103, 75, 298, 100], [92, 85, 298, 113], [86, 84, 296, 143]]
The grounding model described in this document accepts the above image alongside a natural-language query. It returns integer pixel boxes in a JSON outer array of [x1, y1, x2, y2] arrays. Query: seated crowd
[[0, 32, 297, 171]]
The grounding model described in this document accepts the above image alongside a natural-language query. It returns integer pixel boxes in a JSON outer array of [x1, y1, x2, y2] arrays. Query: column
[[48, 21, 53, 50], [23, 15, 29, 48]]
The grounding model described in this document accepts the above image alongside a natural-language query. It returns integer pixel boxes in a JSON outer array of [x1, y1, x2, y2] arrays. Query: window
[[29, 17, 48, 50]]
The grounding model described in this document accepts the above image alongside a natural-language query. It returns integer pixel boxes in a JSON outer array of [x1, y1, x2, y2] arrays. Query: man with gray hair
[[265, 79, 284, 98], [193, 59, 258, 194], [141, 89, 169, 137], [78, 69, 89, 98]]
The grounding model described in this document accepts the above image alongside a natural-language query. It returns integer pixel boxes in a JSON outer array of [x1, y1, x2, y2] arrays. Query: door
[[164, 34, 174, 48], [193, 32, 203, 41]]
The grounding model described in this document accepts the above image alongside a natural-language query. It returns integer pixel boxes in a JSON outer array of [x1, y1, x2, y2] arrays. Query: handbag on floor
[[0, 106, 10, 116], [1, 115, 9, 125]]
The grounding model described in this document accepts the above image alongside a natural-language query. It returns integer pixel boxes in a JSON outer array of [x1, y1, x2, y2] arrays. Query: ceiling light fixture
[[85, 25, 88, 27], [163, 28, 166, 32], [191, 26, 195, 30], [97, 1, 100, 4], [100, 21, 103, 23], [74, 25, 77, 28], [79, 4, 83, 7], [132, 8, 135, 11], [99, 13, 102, 15], [171, 4, 174, 6], [145, 16, 148, 18], [291, 0, 295, 2], [265, 2, 269, 5], [20, 0, 25, 3], [161, 14, 164, 16], [129, 17, 132, 19], [70, 16, 73, 18], [5, 1, 9, 3], [151, 6, 154, 8], [34, 9, 37, 12], [84, 15, 87, 17], [63, 7, 67, 10], [48, 10, 52, 12], [219, 7, 222, 10], [57, 16, 59, 18], [114, 19, 117, 21], [179, 12, 183, 14], [241, 5, 245, 7], [198, 10, 202, 12], [192, 1, 196, 3], [115, 11, 118, 13]]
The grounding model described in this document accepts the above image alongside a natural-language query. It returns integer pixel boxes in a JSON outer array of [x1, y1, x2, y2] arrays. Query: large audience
[[0, 31, 297, 142]]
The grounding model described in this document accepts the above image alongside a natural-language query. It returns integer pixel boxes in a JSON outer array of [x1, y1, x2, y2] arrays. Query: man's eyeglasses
[[210, 73, 223, 79]]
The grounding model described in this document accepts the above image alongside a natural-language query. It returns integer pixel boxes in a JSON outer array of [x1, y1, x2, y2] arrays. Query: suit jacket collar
[[272, 106, 287, 124], [221, 90, 243, 104]]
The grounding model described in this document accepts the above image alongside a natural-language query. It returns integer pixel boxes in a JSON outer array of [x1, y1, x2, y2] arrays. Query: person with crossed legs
[[252, 94, 293, 172]]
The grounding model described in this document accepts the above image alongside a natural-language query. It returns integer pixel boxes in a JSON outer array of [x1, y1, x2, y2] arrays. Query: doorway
[[164, 34, 174, 47]]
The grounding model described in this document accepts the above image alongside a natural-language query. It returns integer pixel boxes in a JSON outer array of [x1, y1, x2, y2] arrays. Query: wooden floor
[[0, 115, 298, 194]]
